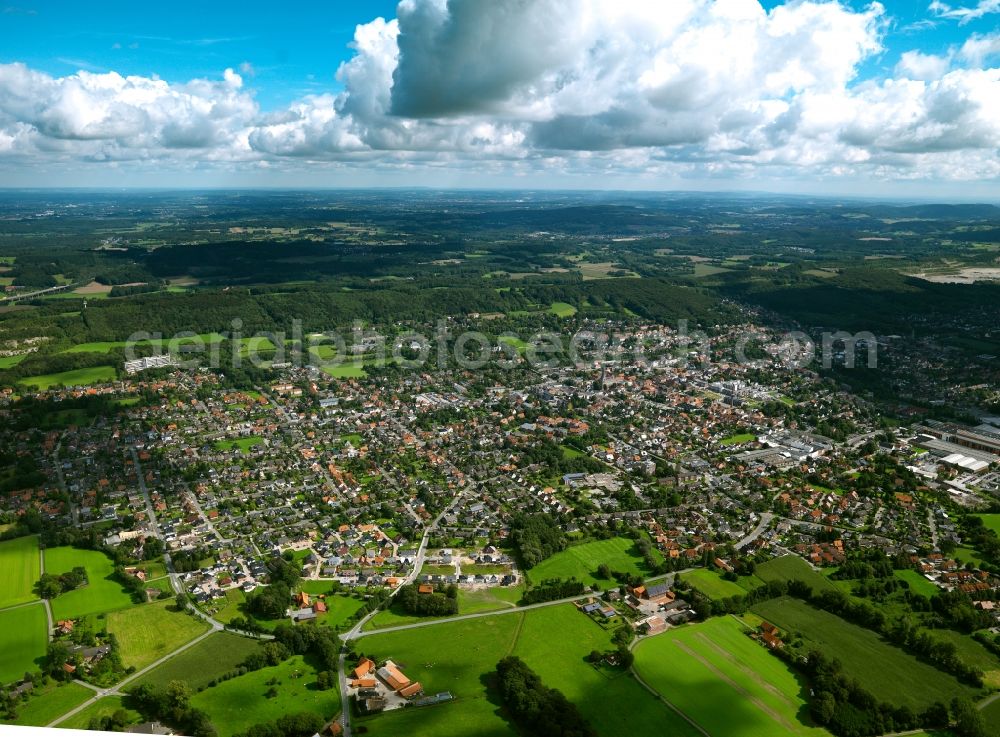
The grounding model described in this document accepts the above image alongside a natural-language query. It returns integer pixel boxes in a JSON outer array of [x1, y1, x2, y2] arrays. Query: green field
[[44, 547, 135, 619], [755, 555, 838, 594], [215, 436, 264, 453], [894, 569, 940, 598], [191, 654, 340, 737], [526, 537, 652, 587], [983, 696, 1000, 737], [0, 603, 48, 683], [634, 616, 824, 737], [720, 432, 756, 446], [0, 535, 40, 608], [752, 597, 974, 710], [57, 695, 141, 730], [62, 332, 226, 354], [321, 362, 368, 378], [684, 568, 762, 600], [19, 365, 117, 390], [977, 514, 1000, 537], [0, 681, 93, 726], [0, 354, 27, 369], [548, 301, 577, 317], [130, 632, 263, 692], [107, 599, 210, 670]]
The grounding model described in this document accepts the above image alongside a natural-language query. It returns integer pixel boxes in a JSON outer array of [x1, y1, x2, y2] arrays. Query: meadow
[[548, 301, 578, 317], [894, 569, 940, 598], [754, 555, 839, 594], [107, 599, 210, 670], [684, 568, 762, 600], [130, 632, 263, 692], [752, 597, 974, 710], [0, 534, 40, 608], [719, 432, 756, 446], [18, 365, 116, 390], [525, 536, 653, 587], [0, 354, 27, 369], [56, 695, 141, 731], [190, 654, 341, 737], [61, 332, 226, 354], [0, 603, 48, 683], [0, 681, 93, 726], [633, 616, 825, 737], [977, 514, 1000, 537], [215, 436, 264, 453], [44, 547, 135, 620]]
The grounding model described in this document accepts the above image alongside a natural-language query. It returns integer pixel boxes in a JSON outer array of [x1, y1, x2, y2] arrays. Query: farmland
[[752, 597, 974, 710], [43, 547, 135, 620], [18, 365, 117, 390], [0, 535, 40, 608], [0, 681, 93, 726], [525, 536, 653, 586], [106, 599, 210, 669], [684, 568, 762, 600], [633, 616, 824, 737], [190, 654, 341, 737], [130, 632, 264, 692], [0, 603, 48, 684]]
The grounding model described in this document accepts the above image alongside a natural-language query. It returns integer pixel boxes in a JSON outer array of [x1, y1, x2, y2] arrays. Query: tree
[[175, 593, 188, 611]]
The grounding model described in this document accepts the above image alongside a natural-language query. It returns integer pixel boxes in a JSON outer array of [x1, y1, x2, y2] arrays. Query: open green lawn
[[720, 432, 756, 446], [215, 436, 264, 453], [107, 599, 210, 670], [0, 603, 48, 683], [44, 547, 135, 619], [0, 535, 40, 608], [894, 569, 940, 598], [18, 365, 116, 390], [755, 555, 839, 594], [526, 537, 652, 587], [457, 586, 523, 614], [57, 695, 142, 730], [920, 628, 1000, 688], [752, 597, 975, 710], [982, 696, 1000, 737], [321, 362, 368, 378], [634, 616, 824, 737], [191, 654, 341, 737], [977, 514, 1000, 537], [62, 332, 226, 354], [0, 354, 27, 369], [548, 301, 577, 317], [684, 568, 762, 600], [130, 632, 263, 692], [0, 680, 93, 726]]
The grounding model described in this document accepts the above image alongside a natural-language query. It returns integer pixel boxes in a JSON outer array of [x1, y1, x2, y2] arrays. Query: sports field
[[44, 547, 135, 619], [0, 603, 48, 683], [0, 535, 40, 608], [0, 681, 93, 726], [526, 536, 652, 586], [107, 599, 210, 669], [130, 632, 263, 691], [18, 365, 116, 390], [634, 617, 825, 737], [190, 654, 341, 737], [754, 555, 839, 594], [684, 568, 762, 600], [752, 597, 973, 710]]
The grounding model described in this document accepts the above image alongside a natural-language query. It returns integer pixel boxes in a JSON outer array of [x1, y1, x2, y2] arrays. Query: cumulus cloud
[[2, 0, 1000, 185], [929, 0, 1000, 24]]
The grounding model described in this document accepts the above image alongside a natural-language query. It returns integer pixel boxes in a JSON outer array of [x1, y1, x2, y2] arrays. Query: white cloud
[[1, 0, 1000, 187], [929, 0, 1000, 24]]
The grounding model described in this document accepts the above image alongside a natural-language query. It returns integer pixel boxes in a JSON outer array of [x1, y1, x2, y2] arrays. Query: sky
[[1, 0, 999, 197]]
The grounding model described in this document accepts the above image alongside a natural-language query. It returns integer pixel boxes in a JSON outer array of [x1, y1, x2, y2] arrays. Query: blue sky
[[1, 1, 999, 195]]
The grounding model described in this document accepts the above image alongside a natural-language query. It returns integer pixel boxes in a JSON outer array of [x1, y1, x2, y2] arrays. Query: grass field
[[62, 332, 225, 354], [894, 569, 940, 598], [634, 616, 824, 737], [0, 681, 93, 726], [130, 632, 263, 692], [107, 599, 210, 670], [18, 365, 116, 390], [526, 537, 652, 587], [920, 628, 1000, 688], [191, 654, 340, 737], [684, 568, 762, 600], [720, 432, 756, 446], [548, 301, 578, 317], [44, 547, 135, 619], [754, 555, 838, 594], [0, 603, 48, 683], [215, 436, 264, 453], [752, 597, 974, 710], [0, 354, 27, 369], [321, 362, 368, 378], [0, 535, 40, 608], [977, 514, 1000, 537], [982, 697, 1000, 737], [57, 695, 142, 730]]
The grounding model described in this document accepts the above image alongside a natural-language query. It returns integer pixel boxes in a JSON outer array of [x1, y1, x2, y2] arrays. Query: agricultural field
[[106, 599, 210, 670], [633, 616, 824, 737], [129, 632, 263, 692], [57, 695, 142, 731], [190, 654, 341, 737], [43, 547, 135, 620], [684, 568, 761, 600], [0, 534, 40, 608], [457, 585, 524, 614], [754, 555, 839, 594], [18, 365, 116, 390], [0, 603, 48, 684], [525, 536, 652, 587], [752, 597, 974, 710], [0, 681, 93, 726]]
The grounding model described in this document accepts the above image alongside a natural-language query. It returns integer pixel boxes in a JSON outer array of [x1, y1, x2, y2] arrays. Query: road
[[734, 512, 773, 550], [40, 547, 54, 637]]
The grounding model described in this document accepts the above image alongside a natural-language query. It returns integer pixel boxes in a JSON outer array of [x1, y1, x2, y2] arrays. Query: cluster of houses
[[349, 657, 426, 713]]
